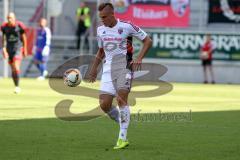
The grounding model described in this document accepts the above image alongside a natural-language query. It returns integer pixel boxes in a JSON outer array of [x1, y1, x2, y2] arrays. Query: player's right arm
[[1, 26, 9, 59], [88, 27, 105, 82], [89, 48, 104, 83]]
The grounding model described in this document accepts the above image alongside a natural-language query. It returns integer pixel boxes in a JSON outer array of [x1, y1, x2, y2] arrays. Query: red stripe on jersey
[[16, 21, 27, 31], [1, 21, 26, 32], [120, 20, 140, 32], [1, 22, 8, 28], [1, 22, 8, 31], [120, 20, 131, 24]]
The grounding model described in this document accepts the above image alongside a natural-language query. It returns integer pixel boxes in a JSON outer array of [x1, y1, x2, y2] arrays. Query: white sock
[[118, 105, 130, 141], [107, 106, 119, 123]]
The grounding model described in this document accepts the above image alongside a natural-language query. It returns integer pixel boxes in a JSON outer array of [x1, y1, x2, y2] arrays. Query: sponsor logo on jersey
[[103, 37, 123, 41]]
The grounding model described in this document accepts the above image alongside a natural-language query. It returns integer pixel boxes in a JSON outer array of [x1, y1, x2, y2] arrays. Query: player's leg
[[113, 69, 132, 149], [208, 61, 215, 84], [99, 94, 119, 122], [34, 51, 47, 80], [41, 56, 49, 78], [9, 56, 22, 93], [99, 81, 119, 122], [202, 61, 208, 83], [34, 52, 42, 75], [114, 89, 130, 149], [84, 28, 89, 50], [34, 60, 41, 71], [76, 23, 81, 49], [117, 90, 130, 136], [76, 24, 86, 50], [209, 66, 215, 84]]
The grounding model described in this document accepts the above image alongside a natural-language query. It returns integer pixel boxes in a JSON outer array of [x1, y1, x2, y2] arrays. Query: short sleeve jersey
[[201, 41, 213, 60], [97, 19, 147, 72], [1, 21, 26, 49]]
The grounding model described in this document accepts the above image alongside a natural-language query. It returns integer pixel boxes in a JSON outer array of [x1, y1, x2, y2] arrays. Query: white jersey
[[97, 19, 147, 74]]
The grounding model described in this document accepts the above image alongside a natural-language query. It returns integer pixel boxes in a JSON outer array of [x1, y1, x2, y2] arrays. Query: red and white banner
[[114, 0, 190, 28]]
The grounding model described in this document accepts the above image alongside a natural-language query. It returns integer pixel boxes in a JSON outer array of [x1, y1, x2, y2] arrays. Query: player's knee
[[11, 66, 20, 74], [13, 70, 20, 74], [11, 70, 20, 76], [116, 96, 127, 107], [99, 99, 110, 112]]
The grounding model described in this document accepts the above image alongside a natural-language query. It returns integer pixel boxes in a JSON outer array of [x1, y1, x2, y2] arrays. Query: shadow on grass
[[0, 111, 240, 160]]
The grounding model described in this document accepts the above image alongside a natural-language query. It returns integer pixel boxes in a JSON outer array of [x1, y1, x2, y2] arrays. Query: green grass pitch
[[0, 78, 240, 160]]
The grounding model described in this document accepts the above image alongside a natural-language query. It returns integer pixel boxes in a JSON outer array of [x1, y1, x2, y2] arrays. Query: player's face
[[7, 14, 16, 25], [39, 19, 47, 28], [206, 35, 211, 42], [99, 9, 114, 27]]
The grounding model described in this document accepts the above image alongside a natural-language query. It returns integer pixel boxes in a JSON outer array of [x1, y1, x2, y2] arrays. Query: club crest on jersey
[[118, 28, 123, 34], [102, 31, 106, 34]]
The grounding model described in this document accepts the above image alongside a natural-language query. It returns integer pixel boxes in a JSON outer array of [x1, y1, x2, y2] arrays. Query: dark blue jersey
[[36, 27, 51, 49]]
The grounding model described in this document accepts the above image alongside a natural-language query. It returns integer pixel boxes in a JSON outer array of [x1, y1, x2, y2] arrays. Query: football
[[63, 68, 82, 87]]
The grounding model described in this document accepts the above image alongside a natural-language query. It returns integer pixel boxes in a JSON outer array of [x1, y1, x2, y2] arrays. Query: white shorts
[[100, 69, 133, 96]]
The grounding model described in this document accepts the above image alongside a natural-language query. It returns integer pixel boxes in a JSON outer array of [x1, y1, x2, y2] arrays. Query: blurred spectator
[[200, 34, 215, 84], [76, 1, 91, 50], [33, 18, 51, 80], [1, 12, 27, 94]]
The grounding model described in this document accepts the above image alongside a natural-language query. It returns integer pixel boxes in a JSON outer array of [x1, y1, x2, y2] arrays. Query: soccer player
[[89, 3, 152, 149], [33, 18, 51, 80], [200, 34, 215, 84], [1, 12, 27, 93]]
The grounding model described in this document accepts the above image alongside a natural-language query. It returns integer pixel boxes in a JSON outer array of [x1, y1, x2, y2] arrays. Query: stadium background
[[0, 0, 240, 160], [0, 0, 240, 83]]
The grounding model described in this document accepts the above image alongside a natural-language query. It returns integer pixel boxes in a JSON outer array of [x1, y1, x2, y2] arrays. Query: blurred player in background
[[33, 18, 51, 80], [200, 34, 215, 84], [1, 12, 27, 94], [89, 3, 152, 149]]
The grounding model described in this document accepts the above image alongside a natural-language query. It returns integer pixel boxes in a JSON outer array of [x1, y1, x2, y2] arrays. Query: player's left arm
[[42, 28, 51, 56], [21, 33, 28, 57], [135, 36, 152, 62], [128, 23, 152, 70], [209, 41, 215, 54], [19, 22, 28, 57]]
